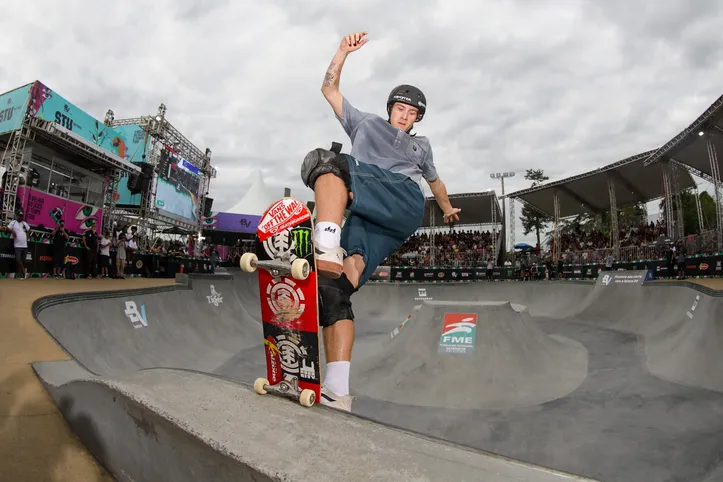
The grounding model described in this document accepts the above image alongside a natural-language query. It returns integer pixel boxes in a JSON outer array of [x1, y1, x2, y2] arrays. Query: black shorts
[[14, 248, 27, 263], [53, 250, 65, 268], [99, 254, 110, 267]]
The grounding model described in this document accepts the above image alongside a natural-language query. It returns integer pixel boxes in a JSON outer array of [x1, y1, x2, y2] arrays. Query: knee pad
[[301, 142, 351, 191], [318, 272, 356, 327]]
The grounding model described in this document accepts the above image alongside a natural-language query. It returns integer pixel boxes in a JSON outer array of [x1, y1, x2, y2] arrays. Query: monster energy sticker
[[291, 227, 312, 258]]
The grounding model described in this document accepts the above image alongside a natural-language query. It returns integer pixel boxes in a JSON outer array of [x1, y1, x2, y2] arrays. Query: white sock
[[324, 361, 350, 396], [315, 222, 341, 248]]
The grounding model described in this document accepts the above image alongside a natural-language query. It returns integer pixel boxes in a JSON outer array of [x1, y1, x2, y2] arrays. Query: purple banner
[[202, 212, 260, 233]]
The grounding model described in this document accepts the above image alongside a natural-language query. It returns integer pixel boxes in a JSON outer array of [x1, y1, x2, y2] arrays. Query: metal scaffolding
[[109, 103, 217, 248]]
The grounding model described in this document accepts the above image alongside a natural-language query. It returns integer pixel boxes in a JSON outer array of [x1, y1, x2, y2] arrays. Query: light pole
[[490, 171, 515, 255]]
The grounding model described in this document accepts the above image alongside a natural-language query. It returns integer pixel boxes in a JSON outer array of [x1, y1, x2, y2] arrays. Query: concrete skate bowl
[[345, 275, 723, 482], [29, 269, 723, 482], [353, 300, 588, 410], [31, 272, 267, 380]]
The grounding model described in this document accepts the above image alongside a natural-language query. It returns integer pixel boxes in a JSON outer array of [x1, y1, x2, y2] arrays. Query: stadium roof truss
[[420, 190, 503, 228], [642, 94, 723, 250], [506, 149, 696, 219]]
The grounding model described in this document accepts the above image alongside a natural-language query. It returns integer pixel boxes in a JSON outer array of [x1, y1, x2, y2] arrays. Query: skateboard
[[239, 197, 321, 407]]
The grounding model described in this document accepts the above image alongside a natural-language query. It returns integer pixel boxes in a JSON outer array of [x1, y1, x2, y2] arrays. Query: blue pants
[[340, 155, 425, 287]]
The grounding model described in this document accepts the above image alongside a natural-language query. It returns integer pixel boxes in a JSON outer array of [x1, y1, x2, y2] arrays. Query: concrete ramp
[[353, 300, 588, 410], [31, 362, 597, 482], [32, 275, 265, 378]]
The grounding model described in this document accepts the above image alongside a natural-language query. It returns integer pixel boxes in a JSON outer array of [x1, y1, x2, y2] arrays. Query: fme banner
[[26, 80, 128, 160], [0, 83, 33, 135]]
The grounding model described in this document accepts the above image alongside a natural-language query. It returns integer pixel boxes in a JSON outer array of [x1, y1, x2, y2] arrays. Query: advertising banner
[[438, 313, 478, 355], [26, 81, 128, 160], [202, 212, 261, 233], [0, 83, 32, 135], [18, 187, 102, 233], [155, 145, 200, 222], [112, 123, 150, 207]]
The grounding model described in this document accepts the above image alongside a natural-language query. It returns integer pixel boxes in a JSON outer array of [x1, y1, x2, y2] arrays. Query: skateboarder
[[301, 31, 460, 411]]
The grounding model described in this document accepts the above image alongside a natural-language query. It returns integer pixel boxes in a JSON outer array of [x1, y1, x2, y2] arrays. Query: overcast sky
[[2, 0, 722, 244]]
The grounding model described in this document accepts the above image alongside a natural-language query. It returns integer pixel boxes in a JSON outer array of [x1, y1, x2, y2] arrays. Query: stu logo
[[124, 301, 148, 329], [54, 111, 74, 130]]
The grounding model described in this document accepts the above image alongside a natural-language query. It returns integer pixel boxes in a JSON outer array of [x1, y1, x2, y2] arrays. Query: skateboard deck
[[240, 197, 321, 407]]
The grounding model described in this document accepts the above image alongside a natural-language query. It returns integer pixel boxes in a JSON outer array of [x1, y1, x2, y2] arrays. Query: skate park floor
[[4, 269, 723, 481]]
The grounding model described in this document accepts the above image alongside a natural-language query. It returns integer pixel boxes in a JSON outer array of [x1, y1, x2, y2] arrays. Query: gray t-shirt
[[336, 96, 438, 185]]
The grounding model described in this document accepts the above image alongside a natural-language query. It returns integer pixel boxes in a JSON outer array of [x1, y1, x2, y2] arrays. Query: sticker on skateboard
[[240, 197, 321, 407]]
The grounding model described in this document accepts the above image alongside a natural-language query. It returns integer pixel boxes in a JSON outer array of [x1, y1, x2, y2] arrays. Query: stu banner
[[368, 255, 723, 282]]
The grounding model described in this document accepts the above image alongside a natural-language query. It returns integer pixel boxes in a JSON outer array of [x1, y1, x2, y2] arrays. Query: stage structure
[[643, 94, 723, 252], [1, 81, 141, 235], [506, 149, 697, 261], [419, 190, 503, 265], [107, 103, 217, 249]]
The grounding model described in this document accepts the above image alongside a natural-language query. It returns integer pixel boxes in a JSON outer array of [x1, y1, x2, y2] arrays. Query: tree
[[520, 169, 552, 247], [658, 188, 718, 235]]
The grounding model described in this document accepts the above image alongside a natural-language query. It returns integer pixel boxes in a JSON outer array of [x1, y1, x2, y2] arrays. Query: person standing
[[82, 223, 99, 279], [2, 212, 30, 279], [51, 219, 69, 279], [99, 230, 112, 278]]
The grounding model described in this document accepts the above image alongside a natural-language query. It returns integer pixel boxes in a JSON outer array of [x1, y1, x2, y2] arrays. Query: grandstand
[[384, 93, 723, 271]]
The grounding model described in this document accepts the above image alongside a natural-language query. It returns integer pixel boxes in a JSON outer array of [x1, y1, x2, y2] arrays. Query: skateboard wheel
[[290, 259, 309, 280], [299, 389, 316, 407], [254, 377, 268, 395], [240, 253, 258, 272]]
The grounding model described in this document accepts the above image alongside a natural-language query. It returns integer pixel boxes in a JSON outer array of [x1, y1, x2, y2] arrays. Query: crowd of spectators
[[384, 229, 496, 267], [557, 220, 667, 253]]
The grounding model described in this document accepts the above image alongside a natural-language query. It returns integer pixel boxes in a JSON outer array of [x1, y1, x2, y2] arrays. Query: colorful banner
[[18, 186, 102, 233], [201, 212, 260, 233], [113, 123, 150, 206], [26, 81, 128, 160], [0, 83, 32, 135]]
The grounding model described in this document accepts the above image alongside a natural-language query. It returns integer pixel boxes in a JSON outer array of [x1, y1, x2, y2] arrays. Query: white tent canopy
[[226, 169, 277, 216]]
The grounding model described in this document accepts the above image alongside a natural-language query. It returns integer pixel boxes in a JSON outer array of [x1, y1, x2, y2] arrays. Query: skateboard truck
[[254, 376, 316, 407], [240, 249, 310, 280]]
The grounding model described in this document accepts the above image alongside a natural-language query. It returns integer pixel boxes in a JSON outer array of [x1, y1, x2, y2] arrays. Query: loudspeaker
[[202, 197, 214, 217], [128, 162, 154, 195]]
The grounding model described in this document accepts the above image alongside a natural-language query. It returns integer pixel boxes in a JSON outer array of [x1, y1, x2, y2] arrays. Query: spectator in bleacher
[[51, 219, 69, 279], [2, 212, 30, 279]]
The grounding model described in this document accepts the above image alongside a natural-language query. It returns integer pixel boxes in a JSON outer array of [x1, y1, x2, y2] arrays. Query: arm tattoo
[[323, 60, 340, 88]]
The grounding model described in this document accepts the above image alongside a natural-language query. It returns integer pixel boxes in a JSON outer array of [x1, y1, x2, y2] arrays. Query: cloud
[[1, 0, 722, 244]]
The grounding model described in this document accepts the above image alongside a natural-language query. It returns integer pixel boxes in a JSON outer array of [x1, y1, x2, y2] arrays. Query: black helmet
[[386, 84, 426, 122]]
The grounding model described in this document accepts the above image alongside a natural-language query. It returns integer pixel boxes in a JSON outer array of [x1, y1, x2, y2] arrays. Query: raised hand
[[443, 207, 461, 224], [339, 32, 368, 53]]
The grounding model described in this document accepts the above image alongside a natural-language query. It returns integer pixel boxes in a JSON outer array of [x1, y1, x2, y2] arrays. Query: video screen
[[154, 145, 201, 222]]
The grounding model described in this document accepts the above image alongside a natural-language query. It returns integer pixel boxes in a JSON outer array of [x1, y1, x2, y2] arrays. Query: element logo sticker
[[438, 313, 478, 355], [207, 284, 223, 306], [274, 333, 317, 380], [124, 301, 148, 329], [266, 277, 305, 323]]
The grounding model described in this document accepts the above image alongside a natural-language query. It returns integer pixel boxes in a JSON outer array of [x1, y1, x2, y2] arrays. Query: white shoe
[[320, 386, 354, 412], [315, 243, 345, 279]]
